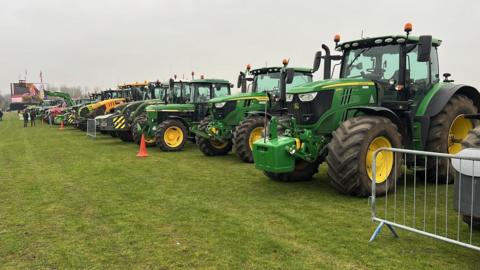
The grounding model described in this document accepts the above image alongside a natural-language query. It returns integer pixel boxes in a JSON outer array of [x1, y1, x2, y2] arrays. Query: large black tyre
[[131, 114, 156, 147], [233, 116, 266, 163], [425, 95, 477, 183], [264, 160, 321, 182], [117, 131, 133, 142], [326, 116, 402, 197], [156, 119, 188, 152], [196, 117, 232, 156]]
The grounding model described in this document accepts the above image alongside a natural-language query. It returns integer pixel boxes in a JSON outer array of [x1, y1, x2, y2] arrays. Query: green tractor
[[143, 78, 231, 151], [131, 78, 193, 146], [191, 61, 317, 162], [252, 24, 480, 197]]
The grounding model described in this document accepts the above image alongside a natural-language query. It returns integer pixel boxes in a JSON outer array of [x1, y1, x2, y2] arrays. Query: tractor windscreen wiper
[[346, 47, 372, 71]]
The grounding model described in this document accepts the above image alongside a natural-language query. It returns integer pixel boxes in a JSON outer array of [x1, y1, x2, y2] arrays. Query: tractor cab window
[[342, 45, 400, 84], [154, 87, 166, 101], [192, 84, 211, 103], [170, 83, 183, 103], [406, 46, 429, 91], [182, 84, 192, 103], [253, 72, 282, 93], [212, 84, 230, 98], [288, 72, 313, 90], [253, 71, 312, 94]]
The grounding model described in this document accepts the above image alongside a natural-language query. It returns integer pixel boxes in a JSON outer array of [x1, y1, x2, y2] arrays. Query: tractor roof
[[190, 78, 230, 84], [250, 67, 312, 75], [118, 81, 149, 88], [336, 35, 442, 51]]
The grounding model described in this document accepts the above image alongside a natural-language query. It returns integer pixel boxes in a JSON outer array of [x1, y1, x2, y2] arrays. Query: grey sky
[[1, 0, 479, 95]]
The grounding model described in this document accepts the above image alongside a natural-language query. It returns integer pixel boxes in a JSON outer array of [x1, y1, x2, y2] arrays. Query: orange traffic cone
[[59, 121, 64, 130], [136, 134, 149, 157]]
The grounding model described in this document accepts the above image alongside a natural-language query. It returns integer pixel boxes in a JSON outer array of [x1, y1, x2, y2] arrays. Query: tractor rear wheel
[[264, 159, 320, 182], [132, 114, 156, 147], [326, 116, 402, 197], [234, 116, 266, 163], [156, 120, 188, 152], [426, 94, 477, 183], [196, 117, 232, 156]]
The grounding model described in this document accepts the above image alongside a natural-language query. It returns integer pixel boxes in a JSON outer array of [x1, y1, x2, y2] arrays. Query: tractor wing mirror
[[169, 78, 174, 89], [417, 35, 432, 62], [312, 51, 322, 73], [237, 72, 245, 90], [286, 69, 295, 84]]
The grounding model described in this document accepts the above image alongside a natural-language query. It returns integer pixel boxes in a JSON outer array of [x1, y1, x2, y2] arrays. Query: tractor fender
[[423, 84, 480, 117], [352, 106, 408, 144], [166, 115, 190, 129], [245, 111, 272, 119], [416, 84, 480, 149]]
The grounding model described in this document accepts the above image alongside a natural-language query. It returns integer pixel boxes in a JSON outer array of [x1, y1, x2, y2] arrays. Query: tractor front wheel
[[131, 114, 156, 147], [156, 120, 188, 152], [196, 118, 232, 156], [234, 116, 266, 163], [326, 116, 402, 197], [426, 94, 477, 183]]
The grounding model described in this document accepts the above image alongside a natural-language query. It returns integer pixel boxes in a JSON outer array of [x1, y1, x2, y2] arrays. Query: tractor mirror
[[169, 78, 174, 89], [312, 51, 322, 73], [417, 35, 432, 62], [286, 69, 295, 84], [237, 72, 245, 89]]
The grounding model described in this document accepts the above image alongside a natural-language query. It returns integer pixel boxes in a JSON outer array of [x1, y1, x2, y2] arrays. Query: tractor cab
[[337, 33, 441, 111], [167, 79, 191, 104], [189, 78, 231, 121]]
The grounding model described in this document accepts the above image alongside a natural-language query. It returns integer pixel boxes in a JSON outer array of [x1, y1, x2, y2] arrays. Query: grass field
[[0, 112, 479, 269]]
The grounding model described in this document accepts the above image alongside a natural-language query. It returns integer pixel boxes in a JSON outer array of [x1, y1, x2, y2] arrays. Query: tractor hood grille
[[286, 90, 334, 125], [212, 100, 237, 119]]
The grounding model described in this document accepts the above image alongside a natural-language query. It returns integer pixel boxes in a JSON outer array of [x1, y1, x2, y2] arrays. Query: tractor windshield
[[190, 83, 230, 103], [341, 45, 401, 82], [154, 87, 167, 101], [253, 72, 312, 93]]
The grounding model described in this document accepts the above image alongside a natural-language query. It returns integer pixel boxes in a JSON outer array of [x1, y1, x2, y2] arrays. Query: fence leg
[[369, 221, 399, 242]]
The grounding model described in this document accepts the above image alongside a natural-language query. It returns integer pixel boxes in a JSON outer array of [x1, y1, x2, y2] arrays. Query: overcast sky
[[1, 0, 479, 95]]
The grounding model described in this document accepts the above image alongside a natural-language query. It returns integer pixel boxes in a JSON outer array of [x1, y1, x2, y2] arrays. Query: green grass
[[0, 112, 479, 269]]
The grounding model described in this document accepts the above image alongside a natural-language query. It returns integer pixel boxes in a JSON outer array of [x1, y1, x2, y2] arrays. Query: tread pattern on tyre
[[326, 116, 401, 197], [196, 117, 232, 156], [233, 116, 266, 163], [156, 119, 187, 152], [426, 94, 477, 182]]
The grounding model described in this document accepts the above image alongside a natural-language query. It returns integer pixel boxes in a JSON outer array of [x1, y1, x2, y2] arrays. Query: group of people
[[20, 109, 37, 127]]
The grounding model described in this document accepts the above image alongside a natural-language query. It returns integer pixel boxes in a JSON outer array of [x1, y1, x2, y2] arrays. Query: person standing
[[30, 110, 36, 127], [0, 109, 3, 121], [23, 110, 29, 128]]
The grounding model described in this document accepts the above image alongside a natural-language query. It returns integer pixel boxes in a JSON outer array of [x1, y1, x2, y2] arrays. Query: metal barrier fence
[[86, 119, 96, 139], [369, 147, 480, 252]]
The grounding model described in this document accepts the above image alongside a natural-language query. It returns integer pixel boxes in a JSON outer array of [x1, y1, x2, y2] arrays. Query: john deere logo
[[293, 103, 300, 110]]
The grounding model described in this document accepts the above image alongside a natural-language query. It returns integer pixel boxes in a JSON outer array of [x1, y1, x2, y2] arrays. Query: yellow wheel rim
[[448, 116, 473, 154], [248, 127, 264, 150], [366, 136, 393, 183], [163, 126, 184, 148], [210, 140, 229, 149]]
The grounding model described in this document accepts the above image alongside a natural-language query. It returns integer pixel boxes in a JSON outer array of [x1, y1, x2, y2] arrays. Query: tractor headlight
[[286, 94, 294, 102], [214, 102, 226, 108], [298, 92, 317, 102]]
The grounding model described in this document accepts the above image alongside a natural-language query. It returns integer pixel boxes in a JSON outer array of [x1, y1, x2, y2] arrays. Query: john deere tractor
[[142, 78, 231, 151], [43, 90, 76, 124], [131, 79, 193, 146], [192, 61, 319, 162], [252, 24, 480, 197]]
